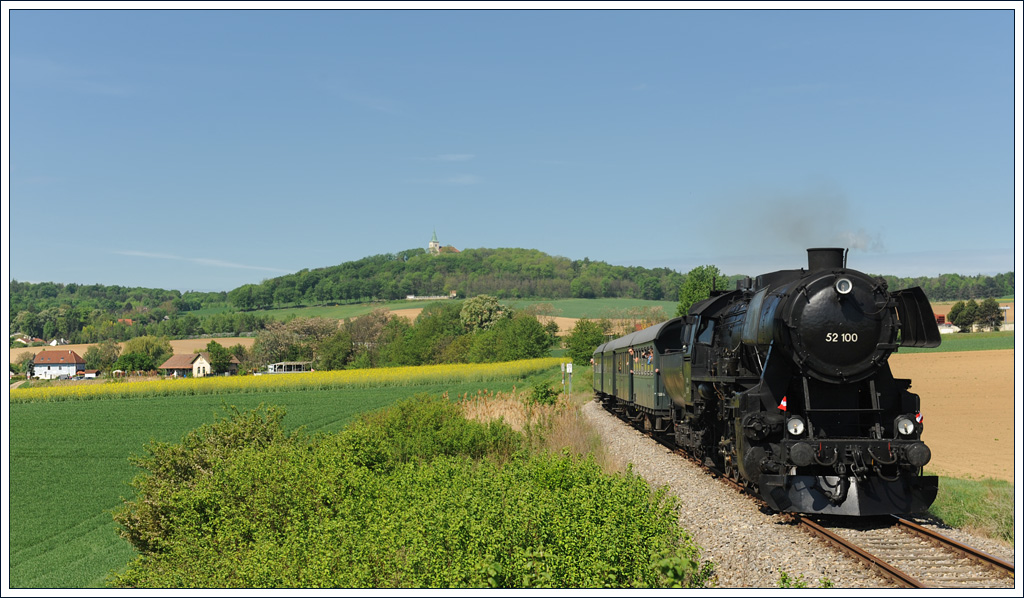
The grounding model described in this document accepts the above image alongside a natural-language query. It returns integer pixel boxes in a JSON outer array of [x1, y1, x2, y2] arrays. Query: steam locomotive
[[593, 248, 942, 516]]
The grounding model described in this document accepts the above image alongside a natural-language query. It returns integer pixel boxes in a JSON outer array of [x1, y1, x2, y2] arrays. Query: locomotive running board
[[759, 474, 938, 516]]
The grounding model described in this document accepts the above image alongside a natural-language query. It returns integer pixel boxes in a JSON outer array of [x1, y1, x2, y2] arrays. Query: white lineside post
[[567, 362, 573, 398]]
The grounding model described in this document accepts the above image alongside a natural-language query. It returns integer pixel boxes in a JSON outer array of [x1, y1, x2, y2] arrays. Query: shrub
[[528, 385, 560, 406], [110, 399, 709, 588], [112, 404, 296, 556]]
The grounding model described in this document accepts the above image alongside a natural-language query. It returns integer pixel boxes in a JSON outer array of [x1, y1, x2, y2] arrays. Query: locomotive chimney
[[807, 247, 845, 271]]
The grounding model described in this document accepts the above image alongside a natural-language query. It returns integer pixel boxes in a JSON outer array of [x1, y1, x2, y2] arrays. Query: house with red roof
[[33, 350, 86, 380]]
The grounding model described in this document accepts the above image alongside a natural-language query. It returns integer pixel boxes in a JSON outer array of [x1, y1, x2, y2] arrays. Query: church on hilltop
[[428, 230, 459, 255]]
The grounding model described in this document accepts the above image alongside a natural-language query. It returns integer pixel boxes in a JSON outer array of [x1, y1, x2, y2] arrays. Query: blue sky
[[4, 5, 1021, 293]]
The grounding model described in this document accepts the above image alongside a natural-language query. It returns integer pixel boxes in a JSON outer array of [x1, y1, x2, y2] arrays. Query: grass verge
[[927, 475, 1015, 543], [899, 331, 1014, 353]]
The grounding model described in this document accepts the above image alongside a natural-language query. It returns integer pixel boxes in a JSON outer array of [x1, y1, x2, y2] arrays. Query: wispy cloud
[[114, 250, 290, 273]]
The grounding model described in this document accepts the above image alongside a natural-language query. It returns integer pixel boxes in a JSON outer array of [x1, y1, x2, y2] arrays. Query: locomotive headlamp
[[896, 417, 916, 436], [835, 278, 853, 295], [786, 416, 806, 437]]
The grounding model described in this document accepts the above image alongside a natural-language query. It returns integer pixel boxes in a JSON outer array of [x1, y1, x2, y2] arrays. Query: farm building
[[159, 352, 240, 378], [33, 350, 86, 380]]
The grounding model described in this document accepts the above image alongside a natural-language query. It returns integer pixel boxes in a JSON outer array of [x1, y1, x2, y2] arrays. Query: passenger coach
[[593, 317, 685, 434]]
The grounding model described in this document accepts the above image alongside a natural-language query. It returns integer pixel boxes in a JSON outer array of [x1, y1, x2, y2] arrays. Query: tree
[[85, 338, 121, 372], [676, 265, 729, 317], [639, 276, 663, 300], [410, 302, 466, 365], [564, 319, 607, 365], [122, 336, 173, 368], [205, 341, 235, 374], [314, 329, 353, 371], [951, 299, 979, 332], [17, 352, 36, 378], [976, 297, 1002, 331], [113, 352, 156, 372], [467, 313, 553, 363], [376, 317, 416, 367], [946, 301, 965, 328], [460, 295, 512, 332]]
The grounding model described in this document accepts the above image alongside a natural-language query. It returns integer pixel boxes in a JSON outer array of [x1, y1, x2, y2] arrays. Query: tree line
[[879, 272, 1013, 302], [9, 250, 1014, 347], [945, 298, 1005, 332], [13, 296, 560, 377], [10, 305, 271, 347], [244, 295, 559, 373]]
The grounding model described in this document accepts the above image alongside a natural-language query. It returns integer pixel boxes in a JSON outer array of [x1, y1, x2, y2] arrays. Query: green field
[[205, 297, 681, 323], [898, 331, 1014, 353], [507, 297, 679, 319], [191, 299, 416, 321], [7, 379, 535, 588]]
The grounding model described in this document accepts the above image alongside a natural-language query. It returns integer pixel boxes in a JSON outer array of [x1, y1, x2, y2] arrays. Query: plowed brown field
[[888, 350, 1015, 483]]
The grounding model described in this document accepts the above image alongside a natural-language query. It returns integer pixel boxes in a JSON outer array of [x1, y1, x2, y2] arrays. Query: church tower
[[428, 230, 440, 255]]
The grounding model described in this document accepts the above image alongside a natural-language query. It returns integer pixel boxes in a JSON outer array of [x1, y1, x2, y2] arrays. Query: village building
[[428, 230, 441, 255], [33, 350, 86, 379], [158, 352, 240, 378], [427, 230, 459, 255]]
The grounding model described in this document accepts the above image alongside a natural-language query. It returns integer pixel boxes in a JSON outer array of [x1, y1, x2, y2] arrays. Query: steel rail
[[795, 515, 924, 588], [892, 516, 1015, 578], [599, 397, 1013, 588]]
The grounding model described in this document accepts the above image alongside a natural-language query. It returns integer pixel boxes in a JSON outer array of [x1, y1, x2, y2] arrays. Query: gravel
[[580, 399, 1015, 589]]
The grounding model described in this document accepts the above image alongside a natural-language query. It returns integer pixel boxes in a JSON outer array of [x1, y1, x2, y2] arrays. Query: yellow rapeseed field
[[8, 358, 565, 404]]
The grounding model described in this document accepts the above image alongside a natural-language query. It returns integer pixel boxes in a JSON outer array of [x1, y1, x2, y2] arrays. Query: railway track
[[797, 515, 1014, 589], [600, 398, 1015, 589]]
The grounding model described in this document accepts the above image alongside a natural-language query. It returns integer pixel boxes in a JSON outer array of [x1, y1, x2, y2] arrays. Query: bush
[[112, 404, 296, 556], [338, 393, 524, 470], [110, 398, 709, 588], [528, 385, 560, 406]]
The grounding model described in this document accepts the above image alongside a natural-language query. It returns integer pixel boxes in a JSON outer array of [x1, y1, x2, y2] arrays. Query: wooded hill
[[8, 247, 1014, 345], [225, 248, 686, 311]]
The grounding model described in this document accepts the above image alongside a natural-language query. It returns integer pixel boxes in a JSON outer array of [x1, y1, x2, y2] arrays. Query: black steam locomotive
[[593, 248, 942, 516]]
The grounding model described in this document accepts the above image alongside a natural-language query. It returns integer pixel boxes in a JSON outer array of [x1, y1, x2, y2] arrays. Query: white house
[[159, 352, 240, 378], [33, 350, 86, 379]]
